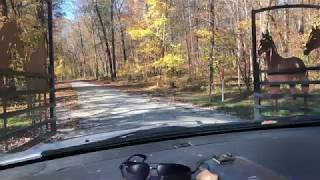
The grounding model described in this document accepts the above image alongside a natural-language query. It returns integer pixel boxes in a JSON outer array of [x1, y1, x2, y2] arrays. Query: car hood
[[0, 126, 154, 167]]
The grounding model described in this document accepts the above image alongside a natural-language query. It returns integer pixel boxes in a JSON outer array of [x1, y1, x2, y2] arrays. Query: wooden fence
[[0, 69, 56, 152], [0, 0, 55, 152]]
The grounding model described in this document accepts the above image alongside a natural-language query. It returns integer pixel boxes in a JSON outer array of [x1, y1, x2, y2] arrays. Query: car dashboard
[[2, 126, 320, 180]]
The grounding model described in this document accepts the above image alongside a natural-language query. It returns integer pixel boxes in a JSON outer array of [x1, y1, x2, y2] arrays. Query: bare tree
[[111, 0, 116, 79], [89, 19, 99, 79], [77, 19, 87, 78], [284, 1, 290, 55], [115, 1, 128, 63], [208, 0, 215, 99], [181, 0, 191, 69], [94, 0, 114, 81]]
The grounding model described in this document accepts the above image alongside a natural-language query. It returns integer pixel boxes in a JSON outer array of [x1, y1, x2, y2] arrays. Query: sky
[[59, 0, 298, 21], [61, 0, 76, 20]]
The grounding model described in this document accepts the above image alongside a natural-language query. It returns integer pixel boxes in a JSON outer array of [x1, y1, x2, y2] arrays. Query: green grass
[[174, 87, 254, 119], [104, 80, 320, 120], [264, 98, 320, 116], [7, 117, 32, 127], [174, 86, 320, 120], [0, 117, 33, 134]]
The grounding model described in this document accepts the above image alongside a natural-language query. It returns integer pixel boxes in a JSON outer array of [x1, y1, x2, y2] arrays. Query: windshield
[[0, 0, 320, 163]]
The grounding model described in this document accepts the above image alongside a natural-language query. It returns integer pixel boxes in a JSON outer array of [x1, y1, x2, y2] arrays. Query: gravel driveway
[[56, 81, 242, 138]]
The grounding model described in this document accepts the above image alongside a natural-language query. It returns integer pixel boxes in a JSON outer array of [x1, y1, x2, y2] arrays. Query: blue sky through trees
[[61, 0, 76, 20]]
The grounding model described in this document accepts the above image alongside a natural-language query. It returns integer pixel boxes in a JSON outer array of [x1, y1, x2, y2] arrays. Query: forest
[[53, 0, 320, 92], [1, 0, 320, 119]]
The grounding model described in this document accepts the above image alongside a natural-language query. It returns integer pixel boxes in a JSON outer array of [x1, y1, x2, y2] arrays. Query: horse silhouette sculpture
[[258, 32, 309, 94], [0, 20, 48, 90], [25, 37, 48, 91], [0, 20, 48, 110], [0, 20, 23, 70], [304, 25, 320, 55]]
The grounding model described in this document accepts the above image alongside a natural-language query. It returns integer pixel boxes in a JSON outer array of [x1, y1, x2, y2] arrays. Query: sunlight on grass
[[174, 87, 254, 119], [0, 117, 32, 130]]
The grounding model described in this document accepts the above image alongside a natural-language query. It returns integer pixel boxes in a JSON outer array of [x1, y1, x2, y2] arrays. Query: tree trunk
[[181, 1, 191, 70], [116, 2, 128, 64], [111, 0, 117, 79], [94, 0, 114, 81], [0, 0, 7, 89], [120, 26, 127, 63], [244, 0, 252, 85], [187, 0, 194, 62], [91, 25, 99, 79], [208, 0, 215, 99], [93, 18, 110, 79], [194, 0, 200, 70], [77, 20, 87, 78], [160, 0, 169, 59], [284, 5, 289, 55], [185, 31, 191, 69]]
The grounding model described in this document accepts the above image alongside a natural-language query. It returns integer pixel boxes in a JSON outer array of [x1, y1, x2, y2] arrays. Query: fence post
[[3, 96, 8, 151], [220, 66, 225, 103], [38, 93, 43, 132], [44, 92, 48, 130], [3, 98, 7, 129]]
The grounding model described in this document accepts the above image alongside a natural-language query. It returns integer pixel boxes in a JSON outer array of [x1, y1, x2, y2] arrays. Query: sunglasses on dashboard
[[119, 154, 192, 180]]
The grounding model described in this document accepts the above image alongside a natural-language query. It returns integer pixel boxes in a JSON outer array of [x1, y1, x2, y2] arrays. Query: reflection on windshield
[[0, 0, 320, 159]]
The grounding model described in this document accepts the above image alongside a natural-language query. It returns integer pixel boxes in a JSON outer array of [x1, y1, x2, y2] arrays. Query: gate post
[[251, 10, 262, 120], [47, 0, 56, 132]]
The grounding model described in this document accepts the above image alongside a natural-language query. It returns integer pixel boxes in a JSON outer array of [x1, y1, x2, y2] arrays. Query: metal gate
[[251, 4, 320, 120]]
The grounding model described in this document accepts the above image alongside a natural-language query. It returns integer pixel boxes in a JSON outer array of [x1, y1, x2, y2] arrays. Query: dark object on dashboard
[[207, 155, 286, 180], [120, 154, 192, 180], [212, 153, 235, 165]]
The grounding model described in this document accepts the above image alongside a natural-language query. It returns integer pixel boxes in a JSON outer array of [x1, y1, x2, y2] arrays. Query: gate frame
[[47, 0, 56, 130], [251, 4, 320, 120]]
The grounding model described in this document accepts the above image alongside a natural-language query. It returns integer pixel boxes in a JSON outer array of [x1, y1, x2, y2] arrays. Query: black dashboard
[[2, 126, 320, 180]]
